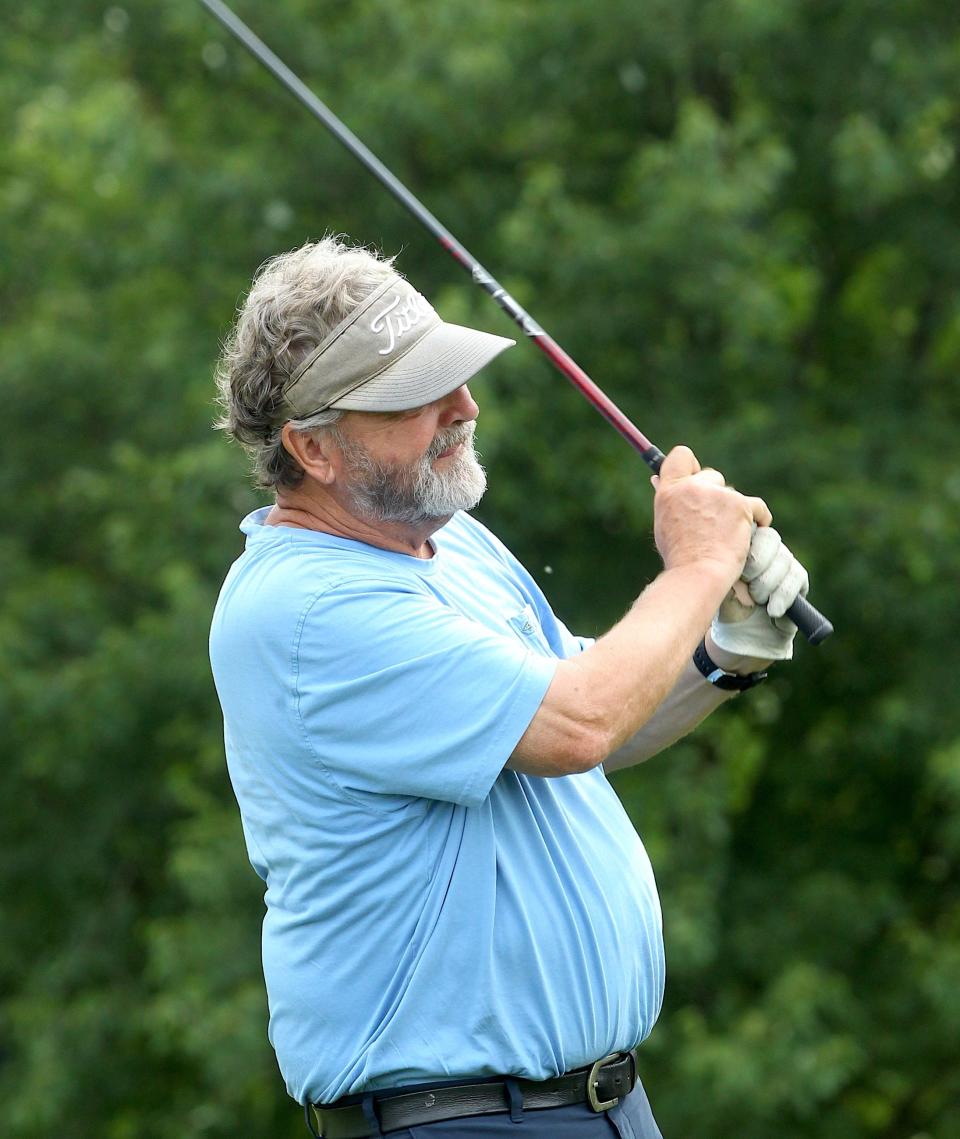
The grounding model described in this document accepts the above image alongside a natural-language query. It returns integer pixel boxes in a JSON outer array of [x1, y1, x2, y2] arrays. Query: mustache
[[426, 421, 475, 461]]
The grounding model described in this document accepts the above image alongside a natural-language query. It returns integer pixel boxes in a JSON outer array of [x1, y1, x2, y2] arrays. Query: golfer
[[209, 237, 809, 1137]]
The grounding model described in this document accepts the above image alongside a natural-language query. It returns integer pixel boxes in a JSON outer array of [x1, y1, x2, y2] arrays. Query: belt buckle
[[586, 1052, 628, 1113]]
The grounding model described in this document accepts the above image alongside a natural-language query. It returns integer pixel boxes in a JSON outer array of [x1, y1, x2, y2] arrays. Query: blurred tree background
[[1, 0, 959, 1135]]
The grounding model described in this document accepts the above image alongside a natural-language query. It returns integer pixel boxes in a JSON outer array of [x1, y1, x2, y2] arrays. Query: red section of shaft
[[437, 236, 653, 455], [531, 334, 654, 454]]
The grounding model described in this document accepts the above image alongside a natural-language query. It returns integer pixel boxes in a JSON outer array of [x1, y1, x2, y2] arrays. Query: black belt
[[310, 1050, 638, 1138]]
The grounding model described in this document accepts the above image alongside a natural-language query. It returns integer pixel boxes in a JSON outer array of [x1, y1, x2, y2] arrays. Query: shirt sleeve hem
[[454, 654, 558, 808]]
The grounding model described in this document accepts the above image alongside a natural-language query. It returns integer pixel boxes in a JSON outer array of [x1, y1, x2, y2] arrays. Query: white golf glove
[[710, 526, 810, 661]]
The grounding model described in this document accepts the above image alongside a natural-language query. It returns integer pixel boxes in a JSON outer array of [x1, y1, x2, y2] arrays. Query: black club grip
[[785, 593, 834, 645]]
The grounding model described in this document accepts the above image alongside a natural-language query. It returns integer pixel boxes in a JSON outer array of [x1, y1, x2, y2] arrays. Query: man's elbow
[[559, 712, 621, 773], [509, 716, 615, 778], [509, 661, 662, 777]]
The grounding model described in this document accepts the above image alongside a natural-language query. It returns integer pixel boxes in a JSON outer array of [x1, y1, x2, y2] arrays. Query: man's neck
[[266, 486, 449, 560]]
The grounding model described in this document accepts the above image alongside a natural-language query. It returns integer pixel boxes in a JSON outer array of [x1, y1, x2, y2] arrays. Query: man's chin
[[413, 489, 486, 525], [344, 451, 486, 525]]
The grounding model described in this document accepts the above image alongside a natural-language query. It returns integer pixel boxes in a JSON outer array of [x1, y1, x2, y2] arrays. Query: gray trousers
[[385, 1079, 664, 1138]]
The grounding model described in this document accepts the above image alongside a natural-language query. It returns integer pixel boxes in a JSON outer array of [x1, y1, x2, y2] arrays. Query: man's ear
[[280, 424, 338, 485]]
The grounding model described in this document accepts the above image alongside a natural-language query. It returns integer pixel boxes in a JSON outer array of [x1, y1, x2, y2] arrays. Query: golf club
[[196, 0, 833, 645]]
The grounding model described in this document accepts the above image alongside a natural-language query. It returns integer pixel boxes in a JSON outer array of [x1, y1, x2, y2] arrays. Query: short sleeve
[[294, 580, 557, 807]]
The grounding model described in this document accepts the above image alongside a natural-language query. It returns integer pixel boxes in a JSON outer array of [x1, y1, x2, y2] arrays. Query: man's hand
[[710, 526, 810, 661], [652, 446, 771, 587]]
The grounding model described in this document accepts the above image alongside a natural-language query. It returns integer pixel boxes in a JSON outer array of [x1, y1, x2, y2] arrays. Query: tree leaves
[[2, 2, 958, 1136]]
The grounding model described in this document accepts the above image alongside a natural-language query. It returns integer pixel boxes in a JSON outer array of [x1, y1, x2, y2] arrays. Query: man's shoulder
[[216, 516, 433, 628], [439, 510, 516, 566]]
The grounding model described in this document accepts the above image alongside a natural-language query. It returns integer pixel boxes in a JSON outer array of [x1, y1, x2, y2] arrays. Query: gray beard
[[336, 421, 487, 525]]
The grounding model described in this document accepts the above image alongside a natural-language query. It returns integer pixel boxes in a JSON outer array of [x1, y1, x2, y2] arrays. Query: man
[[209, 237, 808, 1137]]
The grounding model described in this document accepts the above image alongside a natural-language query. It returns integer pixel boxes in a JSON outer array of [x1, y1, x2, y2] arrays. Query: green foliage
[[1, 1, 958, 1136]]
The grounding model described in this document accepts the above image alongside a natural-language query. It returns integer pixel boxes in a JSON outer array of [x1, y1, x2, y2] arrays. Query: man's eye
[[385, 406, 426, 422]]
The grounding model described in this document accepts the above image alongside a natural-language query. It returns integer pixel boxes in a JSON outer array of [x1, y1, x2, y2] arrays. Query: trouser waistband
[[308, 1050, 638, 1137]]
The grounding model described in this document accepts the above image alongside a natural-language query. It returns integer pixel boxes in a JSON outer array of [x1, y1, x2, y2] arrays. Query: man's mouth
[[430, 425, 472, 461]]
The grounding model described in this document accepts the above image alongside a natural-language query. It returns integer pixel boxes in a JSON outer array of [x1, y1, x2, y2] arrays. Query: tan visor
[[277, 275, 516, 420]]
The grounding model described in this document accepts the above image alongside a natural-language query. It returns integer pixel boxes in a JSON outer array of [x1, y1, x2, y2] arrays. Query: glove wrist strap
[[693, 638, 768, 691]]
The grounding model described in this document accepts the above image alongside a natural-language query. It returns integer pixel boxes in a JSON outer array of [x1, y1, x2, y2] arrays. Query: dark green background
[[2, 1, 959, 1135]]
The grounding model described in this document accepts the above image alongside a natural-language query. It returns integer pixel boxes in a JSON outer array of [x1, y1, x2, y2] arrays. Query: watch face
[[715, 673, 748, 691], [721, 669, 768, 691]]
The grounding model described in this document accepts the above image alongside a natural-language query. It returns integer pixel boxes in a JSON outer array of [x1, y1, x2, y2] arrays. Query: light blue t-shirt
[[209, 507, 664, 1105]]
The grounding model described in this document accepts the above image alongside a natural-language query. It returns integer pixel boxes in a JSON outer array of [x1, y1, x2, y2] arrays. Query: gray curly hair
[[215, 236, 398, 489]]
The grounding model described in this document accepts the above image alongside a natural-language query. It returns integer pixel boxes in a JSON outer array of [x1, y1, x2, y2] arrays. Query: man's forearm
[[510, 562, 736, 776], [510, 450, 771, 778], [602, 657, 732, 771], [603, 633, 773, 772]]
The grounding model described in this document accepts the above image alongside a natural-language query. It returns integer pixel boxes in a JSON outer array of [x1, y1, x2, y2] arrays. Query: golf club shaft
[[196, 0, 833, 646]]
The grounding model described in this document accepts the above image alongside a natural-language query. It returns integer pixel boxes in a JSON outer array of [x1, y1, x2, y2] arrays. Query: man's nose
[[438, 384, 479, 426]]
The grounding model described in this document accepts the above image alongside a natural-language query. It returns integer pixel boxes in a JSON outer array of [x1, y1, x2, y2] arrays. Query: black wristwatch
[[693, 638, 768, 691]]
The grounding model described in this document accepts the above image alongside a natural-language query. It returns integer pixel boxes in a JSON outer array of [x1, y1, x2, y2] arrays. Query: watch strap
[[693, 638, 768, 691]]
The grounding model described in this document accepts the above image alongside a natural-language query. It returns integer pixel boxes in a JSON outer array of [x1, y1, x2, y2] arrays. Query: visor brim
[[329, 321, 516, 412]]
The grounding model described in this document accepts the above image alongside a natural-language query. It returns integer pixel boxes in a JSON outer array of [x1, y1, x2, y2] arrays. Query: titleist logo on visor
[[370, 291, 432, 355], [277, 276, 443, 419]]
